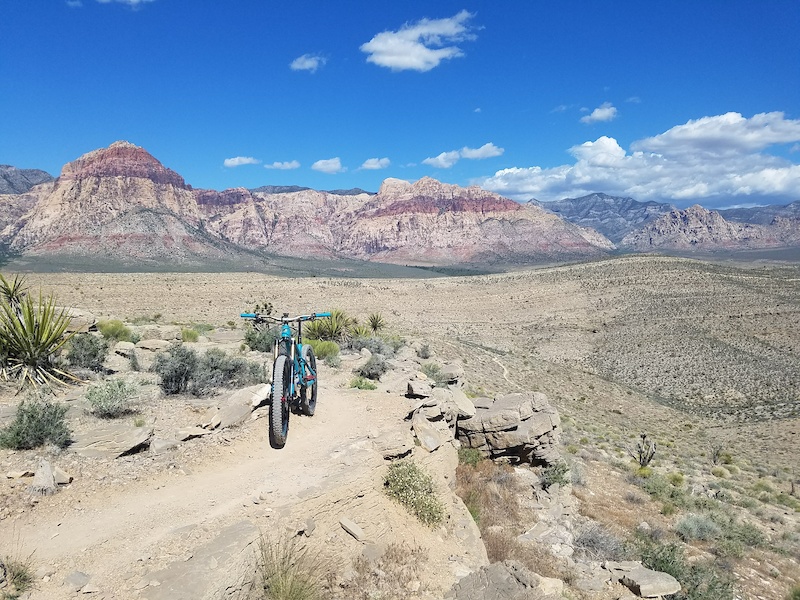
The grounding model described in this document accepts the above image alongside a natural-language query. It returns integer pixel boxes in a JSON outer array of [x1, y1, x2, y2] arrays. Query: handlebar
[[240, 312, 331, 323]]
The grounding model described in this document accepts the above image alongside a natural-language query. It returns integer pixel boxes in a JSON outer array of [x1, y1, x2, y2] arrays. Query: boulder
[[440, 363, 465, 384], [457, 392, 561, 464], [136, 339, 172, 352], [605, 561, 681, 598], [446, 560, 561, 600], [30, 458, 56, 496], [114, 341, 136, 357], [71, 424, 154, 459], [407, 380, 433, 398], [412, 411, 444, 452]]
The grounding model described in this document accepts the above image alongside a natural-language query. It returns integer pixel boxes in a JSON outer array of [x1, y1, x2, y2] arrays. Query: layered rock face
[[619, 204, 795, 250], [0, 142, 614, 266]]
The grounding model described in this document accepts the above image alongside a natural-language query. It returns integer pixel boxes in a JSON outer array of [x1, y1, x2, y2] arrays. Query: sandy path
[[5, 375, 398, 599]]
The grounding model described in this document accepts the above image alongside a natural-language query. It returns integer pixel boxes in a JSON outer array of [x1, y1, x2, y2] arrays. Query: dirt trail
[[3, 375, 404, 599]]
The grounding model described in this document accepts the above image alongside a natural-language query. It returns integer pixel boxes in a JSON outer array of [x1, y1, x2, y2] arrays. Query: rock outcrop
[[620, 204, 800, 250], [457, 392, 561, 464], [0, 164, 54, 194]]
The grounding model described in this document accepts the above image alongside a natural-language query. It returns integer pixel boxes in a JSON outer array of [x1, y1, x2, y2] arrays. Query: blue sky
[[2, 1, 799, 208]]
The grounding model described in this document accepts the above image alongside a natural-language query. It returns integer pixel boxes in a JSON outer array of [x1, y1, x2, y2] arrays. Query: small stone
[[340, 517, 365, 541]]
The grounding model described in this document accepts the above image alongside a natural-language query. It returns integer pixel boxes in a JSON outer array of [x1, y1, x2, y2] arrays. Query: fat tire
[[270, 354, 291, 448], [300, 345, 317, 416]]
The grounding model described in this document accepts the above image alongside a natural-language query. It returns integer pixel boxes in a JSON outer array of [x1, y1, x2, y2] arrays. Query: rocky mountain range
[[2, 142, 799, 268], [0, 164, 54, 194], [0, 142, 612, 268]]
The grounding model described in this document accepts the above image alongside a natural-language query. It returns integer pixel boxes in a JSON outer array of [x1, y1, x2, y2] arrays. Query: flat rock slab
[[217, 385, 262, 429], [340, 517, 365, 541], [412, 411, 443, 452], [71, 424, 154, 459], [606, 561, 681, 598], [141, 520, 258, 600]]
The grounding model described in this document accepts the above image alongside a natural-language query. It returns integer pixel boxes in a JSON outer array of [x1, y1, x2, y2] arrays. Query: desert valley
[[0, 143, 799, 600]]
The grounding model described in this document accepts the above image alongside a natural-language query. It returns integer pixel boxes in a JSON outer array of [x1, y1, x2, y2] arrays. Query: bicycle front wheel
[[300, 345, 317, 416], [270, 354, 291, 448]]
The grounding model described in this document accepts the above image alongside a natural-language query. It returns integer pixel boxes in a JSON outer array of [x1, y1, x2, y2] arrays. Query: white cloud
[[423, 142, 503, 169], [478, 112, 800, 206], [634, 111, 800, 155], [66, 1, 83, 7], [312, 157, 345, 174], [580, 102, 617, 124], [360, 10, 476, 72], [423, 151, 461, 169], [626, 96, 641, 104], [290, 54, 327, 73], [360, 157, 390, 170], [461, 142, 504, 160], [264, 160, 300, 170], [223, 156, 260, 168]]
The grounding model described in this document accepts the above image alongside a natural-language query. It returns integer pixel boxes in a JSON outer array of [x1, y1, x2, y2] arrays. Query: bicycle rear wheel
[[300, 345, 317, 416], [270, 355, 291, 448]]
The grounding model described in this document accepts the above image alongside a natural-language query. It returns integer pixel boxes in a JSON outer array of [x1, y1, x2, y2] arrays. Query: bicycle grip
[[240, 313, 256, 318]]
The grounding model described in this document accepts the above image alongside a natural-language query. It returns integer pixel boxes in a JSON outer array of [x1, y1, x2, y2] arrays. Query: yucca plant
[[367, 312, 385, 334], [349, 324, 371, 339], [0, 292, 76, 387], [308, 309, 356, 343], [0, 273, 27, 310]]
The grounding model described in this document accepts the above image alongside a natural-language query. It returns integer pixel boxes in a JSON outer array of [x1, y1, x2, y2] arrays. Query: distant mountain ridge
[[0, 141, 612, 268], [3, 142, 800, 267], [0, 165, 54, 194]]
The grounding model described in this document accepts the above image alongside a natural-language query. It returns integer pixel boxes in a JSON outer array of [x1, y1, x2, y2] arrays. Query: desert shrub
[[575, 523, 627, 560], [0, 549, 35, 599], [189, 348, 266, 396], [66, 333, 108, 371], [455, 459, 523, 529], [420, 362, 448, 387], [787, 585, 800, 600], [349, 324, 371, 339], [349, 336, 394, 357], [244, 326, 278, 353], [305, 309, 355, 343], [349, 376, 376, 391], [354, 354, 388, 381], [367, 313, 385, 334], [181, 328, 199, 342], [323, 354, 340, 368], [711, 466, 730, 478], [540, 462, 570, 489], [255, 533, 325, 600], [675, 514, 722, 541], [0, 290, 76, 387], [384, 461, 444, 526], [416, 343, 431, 359], [668, 472, 685, 487], [304, 339, 339, 360], [637, 536, 736, 600], [97, 319, 131, 342], [85, 379, 138, 418], [458, 447, 483, 467], [151, 344, 197, 394], [0, 392, 70, 450], [330, 542, 427, 599]]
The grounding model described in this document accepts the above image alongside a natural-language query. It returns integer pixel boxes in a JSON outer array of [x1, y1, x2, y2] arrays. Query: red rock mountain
[[620, 205, 800, 251], [0, 141, 614, 267]]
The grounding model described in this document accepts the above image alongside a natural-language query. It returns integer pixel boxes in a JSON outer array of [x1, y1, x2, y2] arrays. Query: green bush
[[420, 362, 448, 387], [0, 549, 35, 599], [66, 333, 108, 371], [417, 343, 431, 359], [0, 392, 71, 449], [151, 344, 198, 394], [384, 461, 444, 526], [458, 447, 484, 467], [787, 585, 800, 600], [189, 348, 266, 397], [244, 326, 278, 353], [540, 462, 570, 489], [181, 328, 199, 342], [350, 376, 377, 390], [304, 339, 339, 360], [354, 354, 388, 381], [86, 379, 138, 418], [97, 319, 132, 342], [637, 536, 736, 600], [675, 514, 721, 541]]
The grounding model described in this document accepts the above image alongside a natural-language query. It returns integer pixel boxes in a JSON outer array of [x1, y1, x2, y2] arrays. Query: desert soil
[[1, 254, 799, 599]]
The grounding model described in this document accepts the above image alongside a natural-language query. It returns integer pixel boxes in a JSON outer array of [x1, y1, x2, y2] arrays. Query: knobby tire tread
[[270, 354, 290, 448]]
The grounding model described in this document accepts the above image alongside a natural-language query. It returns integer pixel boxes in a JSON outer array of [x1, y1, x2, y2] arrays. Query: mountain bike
[[240, 311, 331, 448]]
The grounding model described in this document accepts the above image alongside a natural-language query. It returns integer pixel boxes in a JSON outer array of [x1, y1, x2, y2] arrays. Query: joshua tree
[[627, 433, 657, 467]]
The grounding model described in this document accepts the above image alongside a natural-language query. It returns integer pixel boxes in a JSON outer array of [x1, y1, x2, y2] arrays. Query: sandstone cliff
[[0, 142, 614, 267]]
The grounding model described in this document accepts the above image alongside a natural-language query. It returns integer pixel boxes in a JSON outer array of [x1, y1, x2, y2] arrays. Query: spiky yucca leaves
[[367, 312, 385, 334], [0, 292, 76, 387], [304, 309, 356, 343], [0, 274, 27, 309]]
